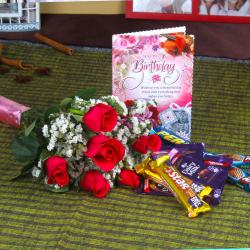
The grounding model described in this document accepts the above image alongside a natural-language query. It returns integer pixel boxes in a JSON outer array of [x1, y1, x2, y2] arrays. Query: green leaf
[[75, 88, 96, 100], [69, 108, 84, 116], [24, 120, 37, 136], [28, 150, 54, 182], [40, 149, 53, 162], [21, 108, 44, 127], [44, 105, 60, 121], [11, 135, 40, 164], [37, 149, 54, 180], [45, 184, 69, 193], [72, 114, 83, 122], [60, 97, 73, 109], [85, 131, 96, 140], [11, 162, 34, 181]]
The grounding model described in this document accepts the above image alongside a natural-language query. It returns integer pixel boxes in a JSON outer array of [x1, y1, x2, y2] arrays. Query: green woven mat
[[0, 42, 250, 249]]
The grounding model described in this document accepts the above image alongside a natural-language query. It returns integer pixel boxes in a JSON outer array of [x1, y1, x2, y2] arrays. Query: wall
[[40, 0, 126, 14]]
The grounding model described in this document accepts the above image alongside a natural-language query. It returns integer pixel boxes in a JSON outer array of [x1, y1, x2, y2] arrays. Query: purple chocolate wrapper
[[204, 152, 250, 170], [203, 154, 232, 205], [167, 149, 232, 205], [154, 143, 205, 162], [205, 152, 250, 191]]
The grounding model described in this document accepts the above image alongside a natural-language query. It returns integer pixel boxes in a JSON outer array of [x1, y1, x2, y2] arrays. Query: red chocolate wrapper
[[0, 96, 30, 127], [137, 178, 173, 196]]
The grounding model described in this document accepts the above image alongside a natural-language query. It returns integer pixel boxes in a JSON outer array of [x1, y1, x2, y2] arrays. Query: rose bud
[[119, 170, 140, 189], [132, 136, 148, 154], [80, 170, 110, 198], [45, 156, 69, 187], [147, 134, 162, 152], [125, 100, 135, 107]]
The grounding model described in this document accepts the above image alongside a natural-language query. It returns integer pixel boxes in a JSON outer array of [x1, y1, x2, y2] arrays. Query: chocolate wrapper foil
[[207, 152, 250, 170], [0, 96, 30, 127], [137, 178, 173, 196], [136, 156, 212, 199], [135, 156, 169, 187], [153, 143, 205, 162], [205, 153, 250, 191], [153, 149, 231, 205], [203, 154, 232, 204], [164, 149, 231, 205], [135, 156, 212, 218], [153, 158, 212, 218], [228, 166, 250, 192], [151, 126, 190, 145]]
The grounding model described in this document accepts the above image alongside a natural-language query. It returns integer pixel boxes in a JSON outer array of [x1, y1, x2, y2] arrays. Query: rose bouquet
[[11, 88, 161, 198]]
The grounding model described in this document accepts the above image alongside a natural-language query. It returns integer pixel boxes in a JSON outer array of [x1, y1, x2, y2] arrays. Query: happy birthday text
[[133, 59, 175, 74]]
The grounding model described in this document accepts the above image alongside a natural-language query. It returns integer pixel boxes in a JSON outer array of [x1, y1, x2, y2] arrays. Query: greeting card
[[112, 27, 194, 140]]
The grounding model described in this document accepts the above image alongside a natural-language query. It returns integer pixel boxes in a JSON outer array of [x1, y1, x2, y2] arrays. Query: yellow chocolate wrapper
[[136, 156, 212, 218], [135, 158, 152, 176], [136, 156, 212, 200], [154, 162, 212, 218], [135, 156, 174, 193], [135, 156, 172, 190], [135, 155, 170, 177]]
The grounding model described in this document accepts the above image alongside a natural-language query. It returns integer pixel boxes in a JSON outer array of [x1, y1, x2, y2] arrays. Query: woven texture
[[0, 43, 250, 249]]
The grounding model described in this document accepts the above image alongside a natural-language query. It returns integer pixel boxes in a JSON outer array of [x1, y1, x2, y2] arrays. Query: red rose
[[132, 135, 162, 154], [83, 103, 118, 133], [46, 156, 69, 187], [119, 170, 140, 189], [80, 170, 110, 198], [84, 135, 125, 172], [147, 134, 162, 152], [132, 136, 148, 154]]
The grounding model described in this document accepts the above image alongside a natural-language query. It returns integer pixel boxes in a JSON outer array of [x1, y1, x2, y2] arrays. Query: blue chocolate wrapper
[[150, 126, 190, 145], [228, 166, 250, 192]]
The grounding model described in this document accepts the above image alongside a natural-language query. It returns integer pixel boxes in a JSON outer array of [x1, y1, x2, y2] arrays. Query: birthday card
[[112, 27, 194, 140]]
